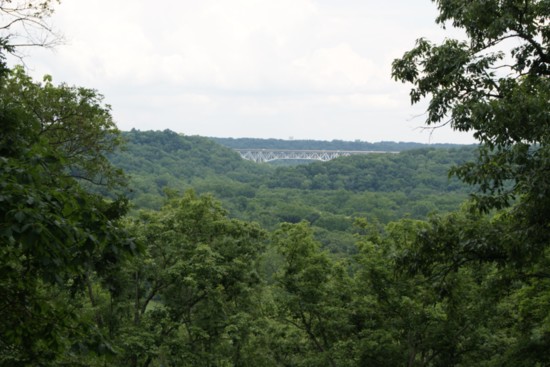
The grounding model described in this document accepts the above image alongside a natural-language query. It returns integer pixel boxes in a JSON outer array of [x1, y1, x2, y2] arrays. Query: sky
[[11, 0, 476, 144]]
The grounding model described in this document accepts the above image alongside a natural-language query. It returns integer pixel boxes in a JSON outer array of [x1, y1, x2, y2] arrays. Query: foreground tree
[[2, 66, 125, 188], [271, 222, 355, 366], [393, 0, 550, 364], [0, 66, 134, 365], [392, 0, 549, 212], [90, 191, 267, 367]]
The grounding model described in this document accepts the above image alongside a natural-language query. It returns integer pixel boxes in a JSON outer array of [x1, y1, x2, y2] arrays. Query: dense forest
[[111, 129, 474, 253], [2, 1, 550, 366], [112, 130, 474, 219]]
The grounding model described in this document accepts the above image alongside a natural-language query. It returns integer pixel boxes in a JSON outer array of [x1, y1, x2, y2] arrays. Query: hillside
[[109, 130, 475, 252]]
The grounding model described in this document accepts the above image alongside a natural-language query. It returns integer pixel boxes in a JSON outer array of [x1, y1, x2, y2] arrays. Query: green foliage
[[2, 66, 125, 188], [392, 1, 550, 363], [391, 209, 550, 366], [0, 66, 134, 365], [392, 0, 550, 212], [271, 222, 355, 367], [95, 190, 267, 366], [112, 130, 473, 255], [266, 147, 474, 192], [109, 130, 271, 209]]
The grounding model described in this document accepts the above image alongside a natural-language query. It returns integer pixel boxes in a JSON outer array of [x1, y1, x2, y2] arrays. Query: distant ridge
[[210, 137, 472, 152]]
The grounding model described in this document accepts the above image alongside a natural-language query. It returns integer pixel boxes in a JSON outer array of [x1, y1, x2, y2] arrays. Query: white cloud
[[327, 93, 400, 109], [292, 44, 378, 91], [15, 0, 476, 144]]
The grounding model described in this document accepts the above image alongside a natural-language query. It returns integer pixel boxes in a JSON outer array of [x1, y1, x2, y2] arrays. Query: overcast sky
[[15, 0, 475, 144]]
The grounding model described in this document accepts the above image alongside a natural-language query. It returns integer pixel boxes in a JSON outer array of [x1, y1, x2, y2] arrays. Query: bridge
[[235, 149, 397, 163]]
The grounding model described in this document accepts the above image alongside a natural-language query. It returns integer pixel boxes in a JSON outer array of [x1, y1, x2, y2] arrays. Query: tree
[[97, 191, 267, 367], [0, 63, 134, 365], [391, 0, 550, 292], [392, 1, 550, 364], [0, 2, 137, 364], [2, 66, 125, 188], [271, 221, 355, 367], [392, 0, 549, 210]]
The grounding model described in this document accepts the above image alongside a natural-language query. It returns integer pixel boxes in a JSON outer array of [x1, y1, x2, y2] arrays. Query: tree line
[[211, 136, 466, 152]]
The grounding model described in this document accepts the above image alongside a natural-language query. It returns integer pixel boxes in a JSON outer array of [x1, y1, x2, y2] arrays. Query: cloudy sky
[[15, 0, 475, 144]]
